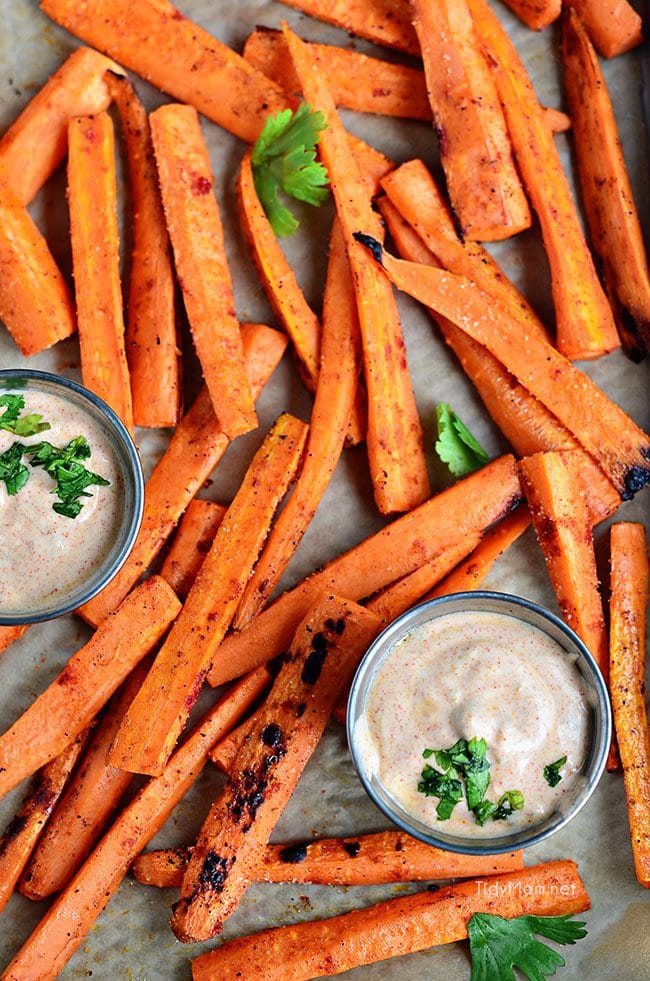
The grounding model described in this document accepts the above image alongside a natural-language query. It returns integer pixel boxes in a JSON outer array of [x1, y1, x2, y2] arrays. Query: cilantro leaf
[[492, 789, 525, 821], [26, 436, 109, 519], [0, 442, 29, 496], [252, 103, 330, 237], [0, 395, 50, 437], [435, 403, 490, 477], [468, 912, 587, 981], [543, 756, 567, 788]]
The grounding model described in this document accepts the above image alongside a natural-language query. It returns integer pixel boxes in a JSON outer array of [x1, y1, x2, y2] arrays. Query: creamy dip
[[0, 388, 123, 614], [354, 610, 591, 838]]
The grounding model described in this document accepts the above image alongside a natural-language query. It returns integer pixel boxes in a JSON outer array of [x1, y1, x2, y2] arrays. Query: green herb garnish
[[435, 402, 490, 477], [251, 103, 330, 237], [468, 912, 587, 981], [543, 755, 568, 788], [26, 436, 110, 519], [0, 395, 51, 437], [0, 441, 30, 496]]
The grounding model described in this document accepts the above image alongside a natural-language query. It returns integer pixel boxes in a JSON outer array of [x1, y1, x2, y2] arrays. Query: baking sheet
[[1, 1, 649, 977]]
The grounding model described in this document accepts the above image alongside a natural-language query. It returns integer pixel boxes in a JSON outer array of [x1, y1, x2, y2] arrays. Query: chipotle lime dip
[[353, 609, 591, 838]]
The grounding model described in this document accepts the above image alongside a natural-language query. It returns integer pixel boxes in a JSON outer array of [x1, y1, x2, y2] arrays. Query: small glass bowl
[[0, 369, 143, 624], [347, 591, 611, 855]]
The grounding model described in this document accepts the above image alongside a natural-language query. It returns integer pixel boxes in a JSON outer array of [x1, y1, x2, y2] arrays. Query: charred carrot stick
[[276, 0, 419, 54], [109, 415, 308, 777], [133, 829, 524, 889], [2, 668, 268, 981], [0, 47, 123, 205], [108, 74, 181, 427], [78, 323, 288, 627], [172, 597, 382, 942], [412, 0, 530, 242], [208, 455, 522, 687], [501, 0, 560, 30], [160, 500, 227, 600], [0, 625, 29, 656], [467, 0, 619, 360], [18, 659, 151, 900], [610, 522, 650, 887], [191, 859, 590, 979], [0, 729, 89, 914], [283, 23, 430, 515], [561, 8, 650, 360], [566, 0, 643, 58], [68, 112, 133, 431], [0, 577, 180, 801]]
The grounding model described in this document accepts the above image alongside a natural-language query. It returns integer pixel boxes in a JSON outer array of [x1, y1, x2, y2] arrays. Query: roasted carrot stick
[[108, 74, 181, 427], [133, 829, 523, 888], [67, 112, 133, 431], [208, 454, 522, 687], [468, 0, 619, 360], [0, 729, 89, 914], [610, 523, 650, 887], [0, 47, 123, 205], [283, 23, 430, 515], [78, 323, 288, 627], [566, 0, 643, 58], [18, 659, 151, 900], [0, 625, 29, 656], [109, 415, 308, 777], [276, 0, 419, 54], [160, 500, 227, 600], [191, 859, 590, 980], [2, 668, 268, 981], [561, 8, 650, 360], [0, 577, 180, 801], [412, 0, 530, 242], [501, 0, 560, 30], [172, 597, 382, 942]]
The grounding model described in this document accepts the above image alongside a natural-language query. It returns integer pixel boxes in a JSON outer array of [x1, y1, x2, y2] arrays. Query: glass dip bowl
[[347, 591, 611, 855], [0, 369, 144, 624]]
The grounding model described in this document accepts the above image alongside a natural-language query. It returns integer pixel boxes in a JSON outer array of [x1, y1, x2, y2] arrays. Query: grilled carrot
[[275, 0, 419, 54], [160, 500, 227, 600], [565, 0, 643, 58], [501, 0, 560, 30], [0, 625, 29, 657]]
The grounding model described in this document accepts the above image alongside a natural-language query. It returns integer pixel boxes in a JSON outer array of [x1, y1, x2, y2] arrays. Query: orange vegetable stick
[[68, 112, 133, 431], [0, 169, 76, 356], [78, 322, 288, 627], [0, 47, 123, 206], [191, 860, 590, 980], [160, 500, 227, 600], [0, 577, 180, 800], [543, 105, 571, 134], [0, 729, 89, 914], [18, 659, 151, 900], [207, 455, 522, 687], [561, 8, 650, 360], [108, 74, 181, 427], [565, 0, 643, 58], [109, 415, 309, 777], [2, 668, 268, 981], [468, 0, 619, 360], [172, 597, 382, 942], [0, 625, 29, 656], [150, 104, 255, 438], [412, 0, 531, 242], [283, 22, 430, 515], [610, 522, 650, 887], [276, 0, 419, 54], [501, 0, 560, 30], [133, 829, 523, 888]]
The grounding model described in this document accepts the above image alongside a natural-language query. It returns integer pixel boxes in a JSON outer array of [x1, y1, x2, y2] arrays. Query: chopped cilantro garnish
[[0, 442, 30, 496], [0, 394, 50, 437], [26, 436, 110, 519], [435, 402, 490, 477], [543, 755, 568, 788]]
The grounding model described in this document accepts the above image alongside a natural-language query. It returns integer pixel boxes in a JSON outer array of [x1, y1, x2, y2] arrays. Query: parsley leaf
[[251, 103, 330, 237], [0, 395, 50, 437], [0, 442, 30, 496], [468, 912, 587, 981], [435, 403, 490, 477], [26, 436, 110, 519], [543, 756, 568, 788]]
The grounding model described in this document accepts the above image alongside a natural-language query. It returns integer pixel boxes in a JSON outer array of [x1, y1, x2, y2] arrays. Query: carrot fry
[[18, 659, 151, 900], [0, 47, 123, 206], [191, 859, 590, 980], [355, 243, 650, 500], [108, 74, 181, 427], [78, 322, 288, 627], [561, 8, 650, 360], [283, 23, 430, 515], [468, 0, 619, 360], [172, 597, 382, 942], [2, 668, 269, 981], [0, 577, 180, 800], [610, 522, 650, 887], [208, 455, 522, 687], [68, 112, 133, 431], [565, 0, 643, 58], [276, 0, 419, 54], [109, 415, 308, 776], [412, 0, 530, 242], [133, 829, 524, 889], [501, 0, 560, 30], [0, 169, 76, 356], [160, 500, 227, 600], [0, 625, 29, 656], [0, 729, 89, 914]]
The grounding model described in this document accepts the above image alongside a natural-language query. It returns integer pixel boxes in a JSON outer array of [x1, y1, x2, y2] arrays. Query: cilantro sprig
[[543, 756, 567, 788], [435, 403, 489, 477], [468, 912, 587, 981], [251, 103, 330, 237], [0, 442, 30, 496], [26, 436, 110, 519], [0, 394, 50, 437]]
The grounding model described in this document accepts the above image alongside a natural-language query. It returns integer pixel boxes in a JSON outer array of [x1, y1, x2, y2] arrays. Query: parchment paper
[[0, 1, 649, 978]]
